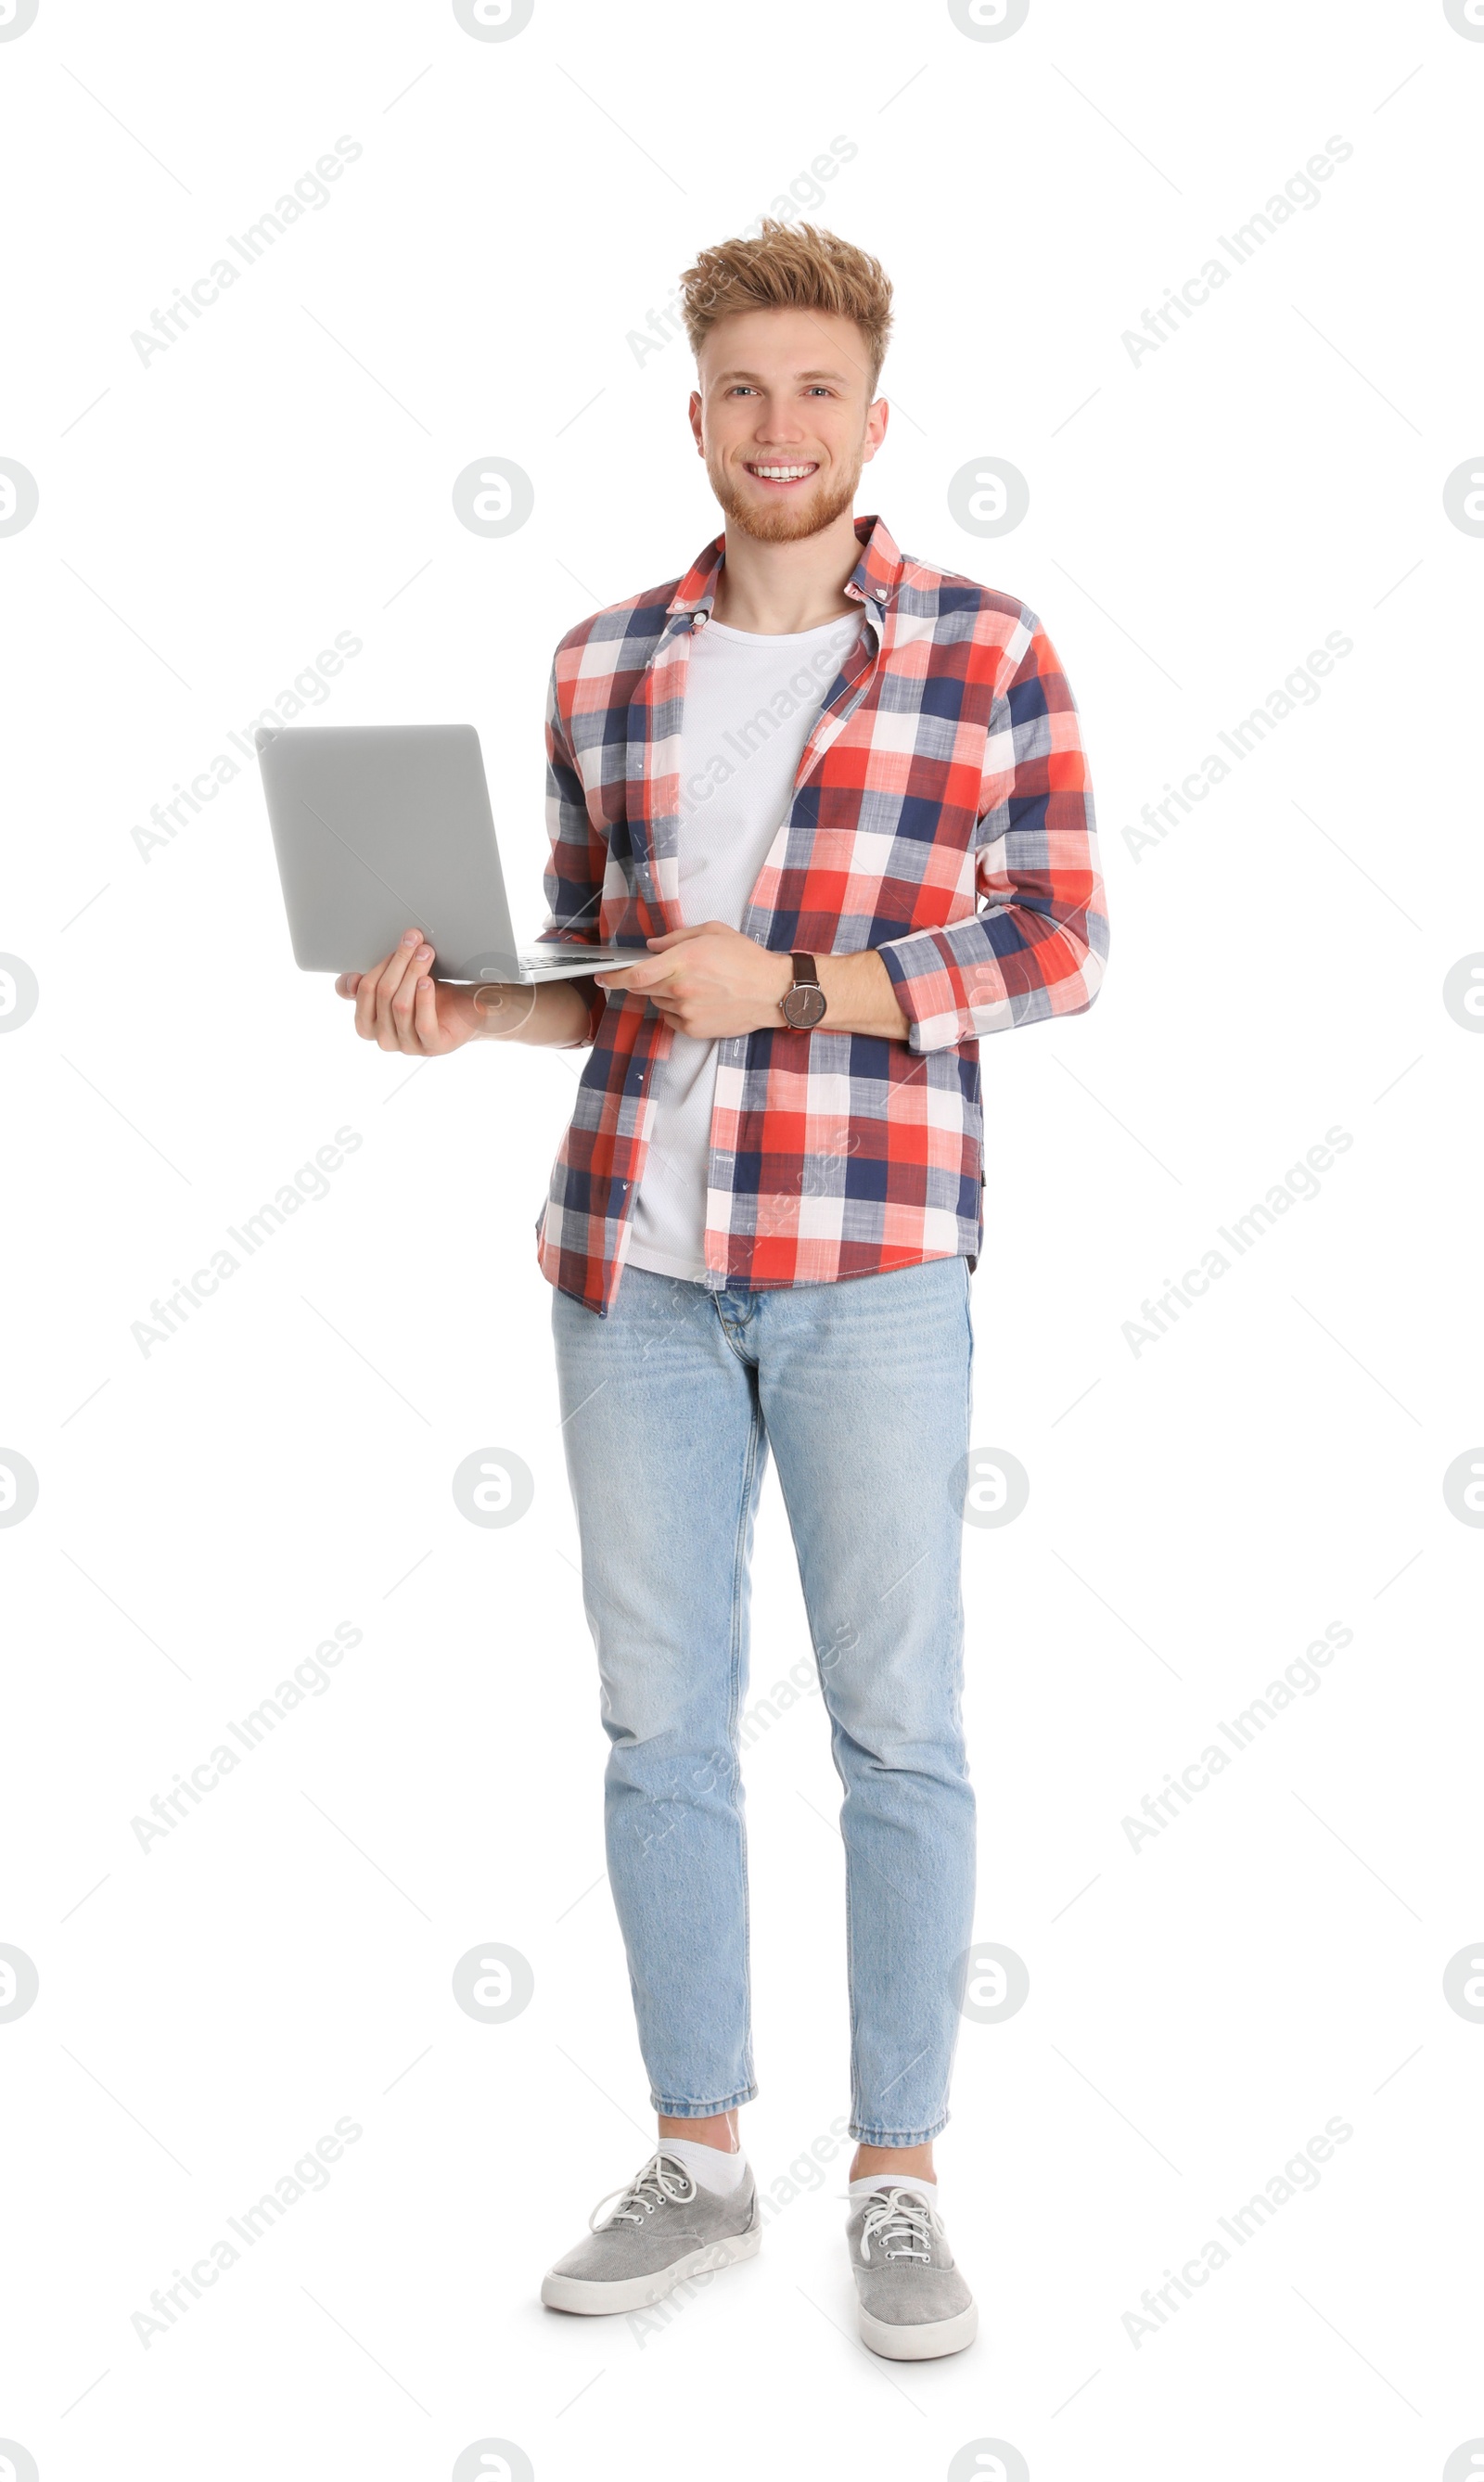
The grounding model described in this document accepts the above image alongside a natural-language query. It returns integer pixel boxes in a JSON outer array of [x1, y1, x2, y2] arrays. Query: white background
[[2, 2, 1481, 2476]]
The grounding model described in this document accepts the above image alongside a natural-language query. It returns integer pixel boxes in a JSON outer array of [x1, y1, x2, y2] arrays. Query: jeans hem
[[849, 2115, 949, 2146], [652, 2086, 758, 2117]]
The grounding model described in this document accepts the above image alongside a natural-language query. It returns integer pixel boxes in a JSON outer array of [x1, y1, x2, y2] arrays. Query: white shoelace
[[858, 2184, 945, 2266], [589, 2151, 697, 2233]]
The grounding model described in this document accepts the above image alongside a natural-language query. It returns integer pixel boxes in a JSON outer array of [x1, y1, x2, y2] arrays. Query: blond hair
[[679, 220, 892, 394]]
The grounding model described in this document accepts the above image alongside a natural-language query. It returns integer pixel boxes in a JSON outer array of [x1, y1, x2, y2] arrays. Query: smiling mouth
[[743, 461, 819, 487]]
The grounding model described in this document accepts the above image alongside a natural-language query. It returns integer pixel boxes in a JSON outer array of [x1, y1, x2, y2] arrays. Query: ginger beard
[[704, 430, 868, 544]]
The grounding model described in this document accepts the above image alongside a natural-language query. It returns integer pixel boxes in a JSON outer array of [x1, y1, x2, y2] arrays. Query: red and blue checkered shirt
[[536, 513, 1108, 1314]]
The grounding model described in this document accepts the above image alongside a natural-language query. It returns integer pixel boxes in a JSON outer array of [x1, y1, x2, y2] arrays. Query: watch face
[[783, 981, 827, 1029]]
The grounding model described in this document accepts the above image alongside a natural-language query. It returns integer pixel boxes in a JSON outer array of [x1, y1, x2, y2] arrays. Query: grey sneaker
[[541, 2150, 761, 2315], [846, 2181, 979, 2360]]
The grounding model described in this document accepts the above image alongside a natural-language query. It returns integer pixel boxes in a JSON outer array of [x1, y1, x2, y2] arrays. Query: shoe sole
[[858, 2299, 979, 2360], [541, 2223, 761, 2315]]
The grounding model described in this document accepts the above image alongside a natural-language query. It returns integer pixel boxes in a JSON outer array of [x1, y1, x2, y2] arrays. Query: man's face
[[689, 307, 888, 544]]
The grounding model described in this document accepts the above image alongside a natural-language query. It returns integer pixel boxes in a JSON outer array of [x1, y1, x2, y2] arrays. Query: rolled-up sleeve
[[877, 615, 1109, 1054], [537, 655, 608, 1047]]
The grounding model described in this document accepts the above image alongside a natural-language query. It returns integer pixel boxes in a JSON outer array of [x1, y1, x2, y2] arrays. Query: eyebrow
[[710, 367, 854, 385]]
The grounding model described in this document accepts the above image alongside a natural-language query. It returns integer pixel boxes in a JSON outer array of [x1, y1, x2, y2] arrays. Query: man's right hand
[[336, 928, 582, 1054], [338, 929, 497, 1054]]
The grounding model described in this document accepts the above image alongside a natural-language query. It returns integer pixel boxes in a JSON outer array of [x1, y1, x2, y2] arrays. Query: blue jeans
[[551, 1255, 977, 2146]]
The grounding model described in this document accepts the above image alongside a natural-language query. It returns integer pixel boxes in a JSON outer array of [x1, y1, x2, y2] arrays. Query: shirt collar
[[666, 512, 903, 631]]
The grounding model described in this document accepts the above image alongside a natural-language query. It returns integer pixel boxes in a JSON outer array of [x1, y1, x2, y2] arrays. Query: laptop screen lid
[[258, 722, 578, 980]]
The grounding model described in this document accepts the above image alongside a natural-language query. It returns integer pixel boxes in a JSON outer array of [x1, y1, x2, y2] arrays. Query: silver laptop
[[256, 722, 630, 983]]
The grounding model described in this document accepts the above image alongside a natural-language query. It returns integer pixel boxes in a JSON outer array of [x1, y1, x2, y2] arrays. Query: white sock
[[661, 2136, 748, 2195], [849, 2171, 937, 2202]]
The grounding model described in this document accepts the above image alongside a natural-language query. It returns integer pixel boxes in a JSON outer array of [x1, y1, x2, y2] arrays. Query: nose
[[751, 405, 807, 444]]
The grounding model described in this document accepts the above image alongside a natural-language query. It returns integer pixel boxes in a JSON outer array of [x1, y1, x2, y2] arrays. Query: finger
[[645, 923, 713, 951], [386, 942, 435, 1051], [350, 933, 419, 1042], [595, 958, 674, 991], [412, 971, 442, 1052], [369, 931, 428, 1047], [336, 971, 361, 1000], [353, 951, 399, 1041]]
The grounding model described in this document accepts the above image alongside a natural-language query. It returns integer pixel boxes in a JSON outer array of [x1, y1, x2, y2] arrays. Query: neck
[[710, 506, 863, 633]]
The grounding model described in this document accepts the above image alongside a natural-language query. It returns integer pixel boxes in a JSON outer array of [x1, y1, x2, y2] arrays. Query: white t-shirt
[[626, 609, 863, 1282]]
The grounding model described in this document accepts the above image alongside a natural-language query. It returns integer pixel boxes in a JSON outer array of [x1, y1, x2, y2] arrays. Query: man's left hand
[[595, 923, 790, 1040], [595, 924, 912, 1043]]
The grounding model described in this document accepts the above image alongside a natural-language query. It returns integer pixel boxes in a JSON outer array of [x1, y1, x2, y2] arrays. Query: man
[[339, 220, 1107, 2360]]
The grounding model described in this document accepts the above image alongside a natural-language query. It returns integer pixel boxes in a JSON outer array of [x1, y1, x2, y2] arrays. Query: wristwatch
[[780, 952, 827, 1030]]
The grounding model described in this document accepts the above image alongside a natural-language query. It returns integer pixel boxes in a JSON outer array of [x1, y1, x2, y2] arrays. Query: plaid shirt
[[536, 513, 1107, 1314]]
